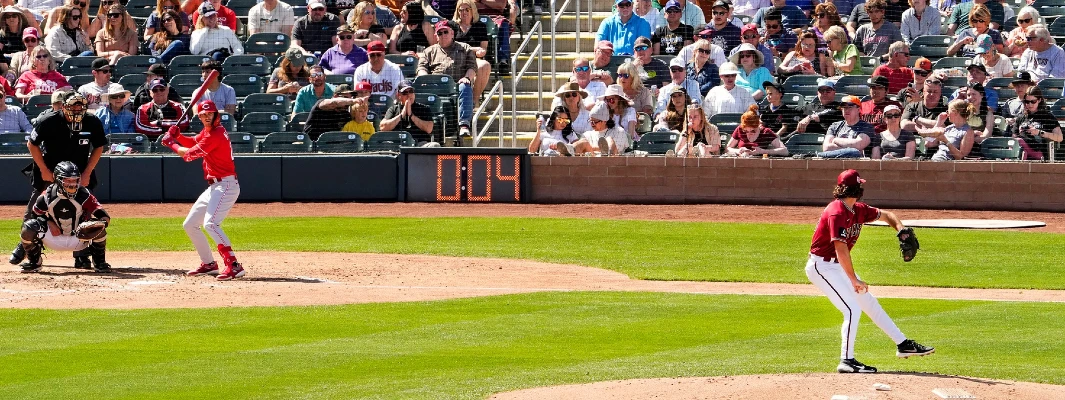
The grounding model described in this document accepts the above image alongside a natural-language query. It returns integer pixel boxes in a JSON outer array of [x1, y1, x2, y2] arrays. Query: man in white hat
[[702, 61, 754, 119], [654, 58, 701, 115]]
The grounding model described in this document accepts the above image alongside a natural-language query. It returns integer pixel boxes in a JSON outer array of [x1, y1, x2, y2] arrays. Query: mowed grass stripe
[[0, 292, 1063, 399], [3, 216, 1057, 289]]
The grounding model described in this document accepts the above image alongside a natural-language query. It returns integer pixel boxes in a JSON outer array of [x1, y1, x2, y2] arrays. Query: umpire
[[10, 92, 107, 268]]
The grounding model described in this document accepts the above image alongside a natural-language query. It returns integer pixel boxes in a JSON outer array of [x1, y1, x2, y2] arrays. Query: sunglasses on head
[[574, 65, 590, 72], [617, 73, 631, 79]]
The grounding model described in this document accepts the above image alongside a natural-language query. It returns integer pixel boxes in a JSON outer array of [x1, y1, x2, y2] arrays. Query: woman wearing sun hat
[[599, 83, 638, 148], [553, 82, 592, 134], [731, 42, 774, 101]]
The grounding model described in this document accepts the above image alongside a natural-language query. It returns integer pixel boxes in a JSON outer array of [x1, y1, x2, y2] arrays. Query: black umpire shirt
[[383, 101, 434, 143], [28, 111, 107, 190]]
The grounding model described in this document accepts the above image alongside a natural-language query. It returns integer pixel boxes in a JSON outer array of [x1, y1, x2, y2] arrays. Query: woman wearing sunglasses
[[824, 25, 858, 76], [686, 38, 719, 96], [42, 5, 92, 64], [871, 104, 915, 160], [808, 3, 844, 52], [44, 0, 88, 32], [900, 0, 940, 45], [346, 1, 387, 47], [14, 47, 71, 101], [148, 9, 191, 62], [552, 82, 592, 133], [390, 2, 436, 55], [779, 31, 829, 78], [0, 6, 31, 58], [451, 0, 492, 104], [917, 99, 976, 161], [725, 104, 787, 157], [1007, 87, 1063, 160], [1005, 6, 1039, 57], [654, 86, 688, 132], [730, 42, 773, 101], [94, 5, 138, 64], [616, 61, 653, 116], [145, 0, 190, 42], [8, 26, 40, 79], [946, 4, 1003, 57], [529, 105, 580, 156]]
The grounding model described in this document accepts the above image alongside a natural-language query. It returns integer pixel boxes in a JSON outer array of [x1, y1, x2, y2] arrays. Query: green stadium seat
[[632, 131, 679, 155], [636, 112, 652, 134], [22, 94, 53, 120], [782, 75, 821, 99], [222, 74, 264, 98], [709, 113, 742, 136], [785, 133, 826, 156], [981, 137, 1023, 160], [364, 131, 415, 151], [367, 94, 393, 117], [287, 111, 311, 131], [858, 56, 879, 75], [118, 73, 148, 92], [325, 74, 354, 85], [168, 55, 212, 76], [108, 133, 152, 154], [59, 56, 100, 76], [228, 131, 258, 153], [835, 75, 873, 97], [0, 132, 29, 155], [385, 54, 418, 77], [240, 112, 286, 134], [240, 93, 290, 118], [67, 74, 94, 89], [274, 53, 318, 68], [190, 113, 236, 132], [259, 131, 313, 153], [1038, 78, 1065, 99], [168, 74, 204, 100], [222, 55, 273, 76], [114, 55, 160, 78], [412, 74, 458, 96], [244, 33, 291, 56], [315, 131, 364, 153], [908, 35, 952, 60], [125, 0, 156, 18], [932, 57, 971, 70]]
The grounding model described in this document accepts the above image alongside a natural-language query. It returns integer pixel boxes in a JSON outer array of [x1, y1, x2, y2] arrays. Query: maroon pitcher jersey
[[810, 199, 881, 258]]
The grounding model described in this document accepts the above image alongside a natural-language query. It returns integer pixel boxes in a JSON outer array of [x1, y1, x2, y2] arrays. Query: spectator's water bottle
[[651, 85, 658, 100]]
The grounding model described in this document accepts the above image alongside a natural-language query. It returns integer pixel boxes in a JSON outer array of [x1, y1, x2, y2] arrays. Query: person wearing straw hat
[[550, 82, 592, 134], [728, 23, 772, 70], [93, 88, 134, 134], [730, 41, 773, 101], [599, 84, 639, 148], [701, 61, 754, 119]]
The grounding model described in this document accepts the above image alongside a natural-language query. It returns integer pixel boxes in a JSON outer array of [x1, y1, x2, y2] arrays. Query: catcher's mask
[[53, 161, 81, 197], [63, 93, 88, 131]]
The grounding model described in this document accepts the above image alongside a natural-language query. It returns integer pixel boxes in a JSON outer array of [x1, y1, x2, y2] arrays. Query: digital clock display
[[401, 148, 529, 202]]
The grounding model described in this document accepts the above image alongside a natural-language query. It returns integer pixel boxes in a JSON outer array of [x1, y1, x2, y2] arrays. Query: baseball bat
[[176, 69, 221, 129]]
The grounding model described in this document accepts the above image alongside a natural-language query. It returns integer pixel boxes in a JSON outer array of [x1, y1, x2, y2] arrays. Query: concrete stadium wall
[[529, 157, 1065, 212]]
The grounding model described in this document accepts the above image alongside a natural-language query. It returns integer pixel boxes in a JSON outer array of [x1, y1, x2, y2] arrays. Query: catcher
[[20, 162, 111, 273], [805, 169, 934, 374]]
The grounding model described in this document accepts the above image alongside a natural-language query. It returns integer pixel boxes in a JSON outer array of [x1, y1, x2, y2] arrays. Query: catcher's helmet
[[53, 161, 81, 196]]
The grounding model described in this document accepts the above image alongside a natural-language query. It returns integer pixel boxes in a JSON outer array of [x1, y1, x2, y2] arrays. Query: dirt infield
[[3, 202, 1063, 397]]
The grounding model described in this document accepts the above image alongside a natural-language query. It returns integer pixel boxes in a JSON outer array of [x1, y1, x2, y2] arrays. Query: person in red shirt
[[189, 0, 237, 31], [871, 41, 914, 94], [160, 100, 245, 281], [135, 78, 189, 138], [806, 169, 935, 374], [860, 76, 902, 133]]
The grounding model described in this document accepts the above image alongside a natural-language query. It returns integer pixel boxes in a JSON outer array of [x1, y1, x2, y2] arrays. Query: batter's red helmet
[[196, 100, 218, 115]]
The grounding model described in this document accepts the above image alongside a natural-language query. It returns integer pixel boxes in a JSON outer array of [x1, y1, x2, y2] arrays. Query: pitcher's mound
[[490, 373, 1065, 400]]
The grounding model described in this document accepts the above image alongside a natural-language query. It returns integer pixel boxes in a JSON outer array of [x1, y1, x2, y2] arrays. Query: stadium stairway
[[468, 7, 610, 148]]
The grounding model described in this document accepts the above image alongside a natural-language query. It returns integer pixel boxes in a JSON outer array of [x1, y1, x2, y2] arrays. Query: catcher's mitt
[[897, 227, 919, 262], [74, 220, 107, 241]]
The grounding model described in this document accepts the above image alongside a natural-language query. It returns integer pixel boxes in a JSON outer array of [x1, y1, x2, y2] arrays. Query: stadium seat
[[940, 76, 968, 92], [367, 94, 393, 117], [240, 112, 286, 134], [67, 74, 94, 88], [782, 75, 821, 99], [385, 54, 418, 77], [222, 55, 273, 76], [114, 55, 160, 78], [169, 55, 212, 76], [0, 132, 29, 155], [228, 131, 258, 153], [316, 131, 364, 153], [240, 93, 290, 118], [169, 74, 204, 99], [325, 74, 354, 85], [908, 35, 952, 59], [125, 0, 156, 18], [188, 113, 236, 132], [709, 113, 742, 136], [785, 133, 826, 156], [412, 74, 458, 96], [364, 131, 415, 151], [1038, 78, 1065, 99], [225, 0, 257, 18], [107, 133, 152, 154], [986, 77, 1016, 101], [259, 131, 313, 153], [835, 75, 872, 96], [981, 137, 1023, 160], [858, 56, 879, 74], [287, 111, 311, 131], [244, 33, 291, 56], [22, 94, 53, 120], [118, 73, 147, 92], [415, 93, 447, 143], [59, 56, 100, 76], [636, 112, 652, 134], [932, 57, 971, 70], [366, 111, 380, 131], [632, 130, 678, 155], [222, 74, 264, 98], [778, 92, 806, 108]]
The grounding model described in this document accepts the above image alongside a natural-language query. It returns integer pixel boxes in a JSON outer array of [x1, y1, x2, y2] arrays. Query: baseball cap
[[615, 0, 631, 4], [912, 57, 932, 72], [355, 80, 372, 92], [22, 26, 38, 39], [634, 36, 651, 48], [867, 76, 889, 88], [883, 104, 901, 114], [337, 24, 355, 34], [817, 78, 835, 90], [712, 0, 730, 9], [839, 95, 862, 108], [669, 57, 685, 69], [147, 63, 168, 76], [91, 58, 110, 71], [335, 83, 354, 94], [199, 2, 217, 17], [434, 19, 453, 32], [837, 169, 866, 186], [741, 23, 758, 36], [664, 0, 681, 10], [196, 100, 218, 115], [51, 89, 71, 104], [966, 81, 985, 93], [762, 80, 783, 92], [974, 34, 994, 54], [367, 40, 386, 54], [308, 0, 326, 9], [284, 48, 306, 67], [149, 78, 167, 89], [396, 80, 414, 93], [1012, 71, 1034, 85], [595, 40, 614, 51], [966, 63, 988, 74], [698, 23, 715, 37]]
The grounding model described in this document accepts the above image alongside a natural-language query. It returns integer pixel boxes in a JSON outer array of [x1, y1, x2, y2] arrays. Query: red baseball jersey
[[809, 200, 881, 258], [174, 125, 236, 182]]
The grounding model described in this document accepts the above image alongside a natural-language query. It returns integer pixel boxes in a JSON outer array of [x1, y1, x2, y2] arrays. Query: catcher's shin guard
[[21, 246, 42, 273], [89, 240, 110, 273]]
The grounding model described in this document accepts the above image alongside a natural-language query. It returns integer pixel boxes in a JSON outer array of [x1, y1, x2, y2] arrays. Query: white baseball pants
[[41, 233, 91, 252], [805, 254, 906, 360], [183, 177, 240, 264]]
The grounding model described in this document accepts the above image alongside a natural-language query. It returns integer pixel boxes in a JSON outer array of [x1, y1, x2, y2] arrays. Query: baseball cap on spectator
[[367, 40, 386, 54], [51, 90, 70, 105], [669, 57, 685, 69], [396, 80, 414, 94], [974, 34, 994, 54], [199, 2, 217, 17], [614, 0, 630, 4], [912, 57, 932, 72], [147, 63, 168, 77], [670, 85, 688, 96], [284, 48, 306, 67], [434, 19, 453, 33], [664, 0, 681, 11], [966, 81, 985, 93], [355, 80, 373, 92], [308, 0, 326, 9], [335, 84, 354, 95], [1012, 71, 1034, 86], [149, 78, 167, 89], [740, 23, 758, 37], [91, 58, 110, 71], [837, 169, 866, 186], [22, 26, 38, 39], [817, 78, 835, 90], [839, 95, 861, 108], [883, 104, 901, 114], [596, 40, 613, 52], [762, 80, 783, 93], [698, 23, 714, 37], [712, 0, 730, 10], [634, 36, 651, 48], [966, 63, 988, 75], [719, 61, 739, 76], [868, 76, 889, 88]]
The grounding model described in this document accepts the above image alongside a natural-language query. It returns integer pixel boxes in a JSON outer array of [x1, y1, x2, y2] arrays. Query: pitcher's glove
[[897, 227, 919, 262], [74, 220, 107, 241]]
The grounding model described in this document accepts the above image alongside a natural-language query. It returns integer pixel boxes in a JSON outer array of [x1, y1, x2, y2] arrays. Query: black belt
[[812, 254, 837, 263]]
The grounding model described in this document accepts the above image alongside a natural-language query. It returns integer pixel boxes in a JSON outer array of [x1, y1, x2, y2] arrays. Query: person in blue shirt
[[597, 0, 652, 55], [752, 0, 808, 31], [94, 90, 135, 134]]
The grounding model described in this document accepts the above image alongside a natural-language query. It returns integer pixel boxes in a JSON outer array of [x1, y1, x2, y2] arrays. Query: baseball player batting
[[806, 169, 934, 373], [159, 100, 244, 281]]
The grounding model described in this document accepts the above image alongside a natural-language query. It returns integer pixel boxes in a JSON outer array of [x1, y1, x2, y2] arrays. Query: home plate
[[866, 219, 1046, 229]]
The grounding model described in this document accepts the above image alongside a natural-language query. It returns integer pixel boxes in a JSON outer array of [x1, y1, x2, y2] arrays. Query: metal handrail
[[511, 21, 543, 142], [471, 80, 505, 147], [550, 0, 577, 90]]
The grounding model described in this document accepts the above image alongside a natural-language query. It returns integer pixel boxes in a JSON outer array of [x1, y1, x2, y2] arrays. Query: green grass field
[[2, 216, 1063, 398]]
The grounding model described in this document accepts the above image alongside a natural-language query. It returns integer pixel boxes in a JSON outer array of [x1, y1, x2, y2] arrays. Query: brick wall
[[530, 157, 1065, 211]]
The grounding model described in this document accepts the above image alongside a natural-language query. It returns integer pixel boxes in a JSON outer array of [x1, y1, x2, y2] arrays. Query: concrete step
[[534, 12, 610, 32], [510, 32, 597, 53], [513, 53, 582, 73], [473, 110, 543, 132], [486, 93, 556, 113], [501, 73, 574, 91]]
